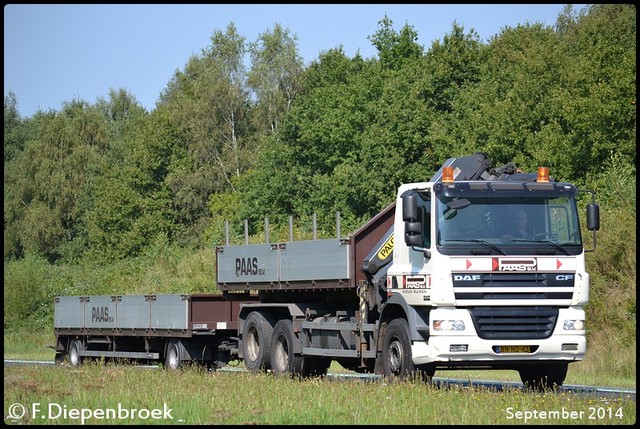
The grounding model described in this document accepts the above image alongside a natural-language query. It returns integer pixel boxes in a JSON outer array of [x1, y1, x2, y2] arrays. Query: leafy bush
[[4, 254, 56, 330]]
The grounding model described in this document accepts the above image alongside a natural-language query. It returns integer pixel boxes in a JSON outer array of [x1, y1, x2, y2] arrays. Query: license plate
[[497, 345, 531, 354]]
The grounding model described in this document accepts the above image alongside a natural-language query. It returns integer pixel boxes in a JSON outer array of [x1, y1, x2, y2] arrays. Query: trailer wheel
[[242, 311, 275, 372], [165, 341, 183, 371], [270, 319, 304, 377], [69, 340, 83, 368], [519, 362, 567, 391], [381, 319, 417, 381]]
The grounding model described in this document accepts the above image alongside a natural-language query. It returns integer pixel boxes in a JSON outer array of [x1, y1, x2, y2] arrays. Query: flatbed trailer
[[54, 293, 257, 369]]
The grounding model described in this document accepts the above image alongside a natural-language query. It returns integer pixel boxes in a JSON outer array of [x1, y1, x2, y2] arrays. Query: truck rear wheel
[[519, 362, 568, 391], [270, 319, 304, 377], [242, 311, 275, 372]]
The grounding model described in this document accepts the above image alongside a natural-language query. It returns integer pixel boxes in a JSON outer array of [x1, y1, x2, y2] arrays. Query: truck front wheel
[[381, 319, 432, 381], [242, 311, 275, 372]]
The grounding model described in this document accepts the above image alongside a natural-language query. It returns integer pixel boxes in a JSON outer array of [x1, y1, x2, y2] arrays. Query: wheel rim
[[246, 326, 259, 362], [167, 345, 179, 370], [387, 339, 403, 375], [69, 343, 80, 367], [273, 335, 289, 373]]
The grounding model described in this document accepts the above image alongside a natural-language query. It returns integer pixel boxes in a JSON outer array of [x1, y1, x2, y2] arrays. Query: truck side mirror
[[402, 194, 423, 247], [402, 194, 418, 222], [587, 203, 600, 231], [405, 221, 423, 247]]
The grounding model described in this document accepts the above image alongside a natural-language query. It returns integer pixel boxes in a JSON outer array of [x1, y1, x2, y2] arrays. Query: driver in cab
[[502, 209, 530, 242]]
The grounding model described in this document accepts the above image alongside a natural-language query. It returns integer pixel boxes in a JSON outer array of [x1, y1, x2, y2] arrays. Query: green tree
[[4, 91, 26, 163], [80, 90, 174, 261], [4, 100, 109, 261], [248, 23, 304, 133], [436, 4, 635, 182], [551, 4, 636, 178], [237, 49, 379, 234], [4, 91, 31, 259], [368, 15, 424, 70], [158, 23, 254, 246], [443, 22, 564, 172]]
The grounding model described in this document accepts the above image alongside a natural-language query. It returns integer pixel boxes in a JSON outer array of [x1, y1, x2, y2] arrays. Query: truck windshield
[[436, 194, 582, 252]]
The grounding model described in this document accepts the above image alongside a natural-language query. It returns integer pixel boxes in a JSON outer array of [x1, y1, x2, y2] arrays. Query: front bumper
[[412, 307, 586, 366]]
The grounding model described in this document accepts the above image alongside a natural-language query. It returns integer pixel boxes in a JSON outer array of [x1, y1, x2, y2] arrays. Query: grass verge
[[3, 363, 636, 425]]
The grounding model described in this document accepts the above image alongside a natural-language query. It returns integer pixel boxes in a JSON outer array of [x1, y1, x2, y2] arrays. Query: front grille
[[452, 272, 574, 302], [469, 306, 558, 340], [456, 291, 572, 300]]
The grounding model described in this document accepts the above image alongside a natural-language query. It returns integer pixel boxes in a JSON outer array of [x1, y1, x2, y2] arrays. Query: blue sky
[[4, 4, 587, 118]]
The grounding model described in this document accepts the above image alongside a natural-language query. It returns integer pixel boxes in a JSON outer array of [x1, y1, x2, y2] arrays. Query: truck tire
[[519, 362, 568, 391], [164, 340, 183, 371], [270, 319, 304, 377], [69, 340, 83, 368], [381, 319, 432, 381], [242, 311, 275, 372]]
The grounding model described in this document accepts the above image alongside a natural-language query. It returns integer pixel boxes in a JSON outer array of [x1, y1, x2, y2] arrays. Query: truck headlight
[[563, 319, 585, 331], [433, 320, 465, 331]]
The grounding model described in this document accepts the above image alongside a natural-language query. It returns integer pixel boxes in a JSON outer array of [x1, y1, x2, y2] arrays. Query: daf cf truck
[[54, 153, 599, 390]]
